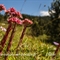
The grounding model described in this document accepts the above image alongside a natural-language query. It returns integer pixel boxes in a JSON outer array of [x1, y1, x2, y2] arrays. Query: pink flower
[[16, 11, 23, 18], [52, 42, 60, 58], [5, 8, 23, 18], [10, 11, 23, 18], [22, 18, 33, 25], [9, 7, 16, 13], [5, 7, 16, 14], [0, 26, 6, 32], [53, 42, 59, 46], [7, 17, 22, 25], [5, 10, 10, 15], [0, 4, 6, 11], [16, 19, 22, 24]]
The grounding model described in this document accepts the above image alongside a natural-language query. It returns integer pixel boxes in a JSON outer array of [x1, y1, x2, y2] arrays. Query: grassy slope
[[0, 21, 60, 60]]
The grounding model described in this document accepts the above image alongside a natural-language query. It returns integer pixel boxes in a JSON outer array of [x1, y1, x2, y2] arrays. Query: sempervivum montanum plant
[[0, 7, 17, 54], [5, 17, 22, 60], [0, 4, 6, 11], [16, 18, 33, 52], [5, 7, 23, 18], [0, 4, 13, 54], [4, 7, 23, 60], [0, 23, 12, 54]]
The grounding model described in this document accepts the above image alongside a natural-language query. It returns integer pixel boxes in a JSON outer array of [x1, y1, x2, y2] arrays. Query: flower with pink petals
[[0, 26, 6, 32], [8, 17, 22, 25], [5, 7, 16, 15], [9, 7, 16, 13], [52, 42, 60, 58], [53, 42, 59, 46], [0, 4, 6, 11], [16, 19, 22, 24], [16, 11, 23, 18], [22, 18, 33, 25], [5, 7, 16, 14], [5, 7, 23, 18], [10, 11, 23, 18]]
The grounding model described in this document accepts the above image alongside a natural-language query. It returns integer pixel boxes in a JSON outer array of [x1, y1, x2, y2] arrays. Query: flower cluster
[[7, 17, 22, 24], [22, 18, 33, 25], [0, 4, 6, 11], [5, 7, 23, 18], [0, 4, 33, 60]]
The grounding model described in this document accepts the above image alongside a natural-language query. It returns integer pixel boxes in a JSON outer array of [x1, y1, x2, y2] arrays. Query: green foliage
[[49, 0, 60, 19], [0, 21, 60, 60], [0, 13, 51, 37], [31, 16, 50, 36], [0, 13, 4, 21], [48, 0, 60, 42]]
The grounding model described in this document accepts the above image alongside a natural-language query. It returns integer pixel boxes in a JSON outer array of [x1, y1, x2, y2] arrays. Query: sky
[[0, 0, 53, 16]]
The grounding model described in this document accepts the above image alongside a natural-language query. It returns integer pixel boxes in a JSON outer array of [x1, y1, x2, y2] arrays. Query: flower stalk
[[16, 25, 27, 50], [5, 23, 16, 60], [52, 43, 60, 58], [0, 23, 12, 54], [16, 18, 33, 52]]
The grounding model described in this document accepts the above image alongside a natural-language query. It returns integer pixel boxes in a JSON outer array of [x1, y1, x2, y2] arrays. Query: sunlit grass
[[0, 21, 60, 60]]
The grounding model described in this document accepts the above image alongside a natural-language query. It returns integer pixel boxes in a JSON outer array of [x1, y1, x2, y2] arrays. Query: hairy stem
[[16, 26, 26, 51], [5, 23, 16, 60], [0, 23, 12, 54], [52, 43, 60, 58]]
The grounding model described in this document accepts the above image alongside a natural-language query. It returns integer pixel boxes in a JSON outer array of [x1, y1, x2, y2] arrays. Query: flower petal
[[53, 42, 59, 46]]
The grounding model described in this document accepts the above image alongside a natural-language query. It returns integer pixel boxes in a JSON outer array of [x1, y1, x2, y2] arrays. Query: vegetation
[[0, 21, 60, 60], [0, 0, 60, 60], [48, 0, 60, 42]]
